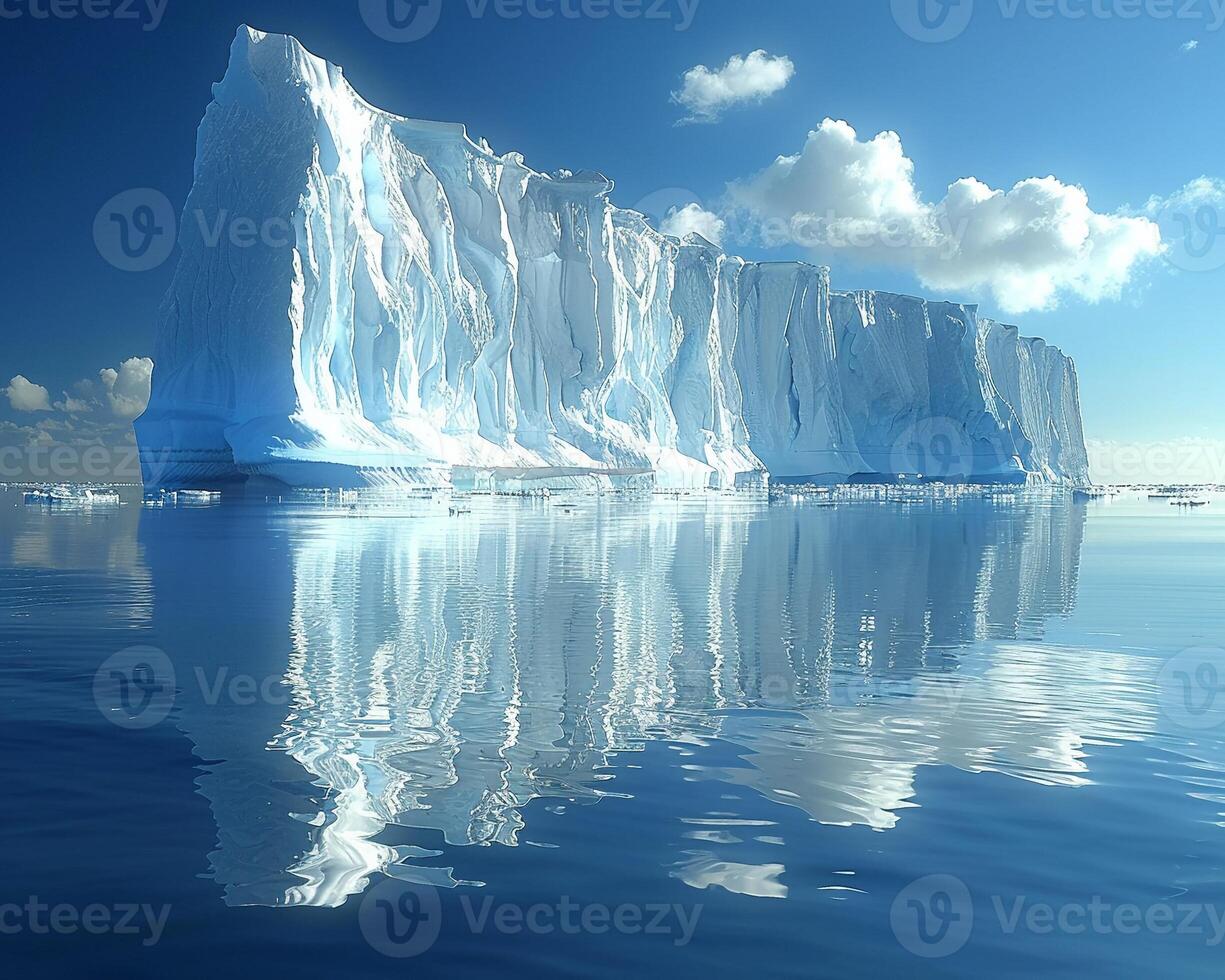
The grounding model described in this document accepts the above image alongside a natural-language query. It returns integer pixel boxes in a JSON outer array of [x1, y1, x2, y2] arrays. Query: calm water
[[2, 487, 1223, 977]]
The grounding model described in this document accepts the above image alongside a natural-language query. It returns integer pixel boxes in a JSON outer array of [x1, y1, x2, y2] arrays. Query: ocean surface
[[1, 486, 1223, 977]]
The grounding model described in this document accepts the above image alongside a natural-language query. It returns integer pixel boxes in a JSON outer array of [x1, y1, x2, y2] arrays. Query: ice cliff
[[136, 28, 1090, 489]]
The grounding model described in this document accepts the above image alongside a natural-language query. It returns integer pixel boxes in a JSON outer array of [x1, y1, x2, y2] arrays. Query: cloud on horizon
[[5, 359, 154, 423], [0, 358, 154, 482]]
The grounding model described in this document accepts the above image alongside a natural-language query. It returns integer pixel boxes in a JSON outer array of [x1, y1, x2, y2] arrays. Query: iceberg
[[136, 28, 1090, 490]]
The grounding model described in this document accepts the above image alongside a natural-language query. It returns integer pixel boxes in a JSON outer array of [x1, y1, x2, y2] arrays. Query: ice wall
[[136, 29, 1090, 489]]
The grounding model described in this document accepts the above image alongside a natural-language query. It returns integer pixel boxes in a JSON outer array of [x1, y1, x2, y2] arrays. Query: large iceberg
[[136, 28, 1090, 490]]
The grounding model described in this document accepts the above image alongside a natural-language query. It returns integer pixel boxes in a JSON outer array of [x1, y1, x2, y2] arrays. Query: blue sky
[[1, 0, 1222, 480]]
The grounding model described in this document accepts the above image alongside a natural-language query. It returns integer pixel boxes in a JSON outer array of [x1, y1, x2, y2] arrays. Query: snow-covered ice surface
[[136, 29, 1090, 491]]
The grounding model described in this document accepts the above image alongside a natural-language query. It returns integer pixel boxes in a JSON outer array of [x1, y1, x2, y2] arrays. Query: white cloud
[[5, 358, 154, 422], [660, 203, 726, 245], [99, 357, 154, 420], [924, 176, 1163, 312], [1181, 40, 1199, 52], [672, 50, 795, 124], [1141, 176, 1225, 273], [56, 395, 93, 414], [728, 118, 1164, 314], [0, 358, 153, 481], [730, 119, 927, 233], [1144, 175, 1225, 218], [3, 376, 52, 412]]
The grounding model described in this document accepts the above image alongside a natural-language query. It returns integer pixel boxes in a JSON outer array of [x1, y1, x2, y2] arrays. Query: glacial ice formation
[[136, 28, 1090, 490]]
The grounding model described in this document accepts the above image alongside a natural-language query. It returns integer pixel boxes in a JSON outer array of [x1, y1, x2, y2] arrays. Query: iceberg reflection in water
[[155, 493, 1147, 909]]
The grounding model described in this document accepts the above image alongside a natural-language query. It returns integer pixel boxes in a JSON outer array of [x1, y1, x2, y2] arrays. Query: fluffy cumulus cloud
[[0, 357, 153, 482], [727, 118, 1164, 314], [3, 376, 53, 412], [924, 176, 1164, 312], [672, 50, 795, 124], [99, 357, 154, 420], [1150, 175, 1225, 213], [659, 203, 727, 245], [3, 358, 153, 422]]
